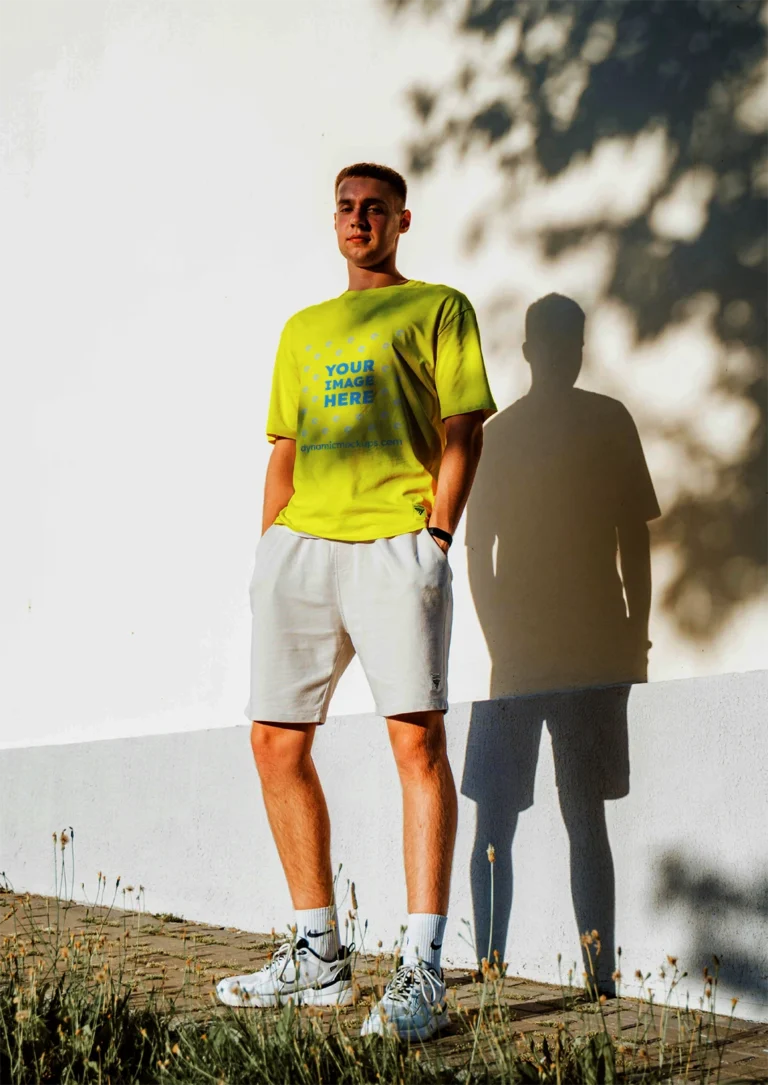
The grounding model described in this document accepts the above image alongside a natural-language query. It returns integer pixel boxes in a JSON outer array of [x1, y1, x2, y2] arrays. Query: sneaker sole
[[217, 979, 354, 1009]]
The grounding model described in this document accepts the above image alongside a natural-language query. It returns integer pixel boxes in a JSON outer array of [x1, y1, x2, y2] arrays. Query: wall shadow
[[656, 853, 768, 1005], [388, 0, 767, 643], [462, 686, 630, 991], [461, 293, 660, 990]]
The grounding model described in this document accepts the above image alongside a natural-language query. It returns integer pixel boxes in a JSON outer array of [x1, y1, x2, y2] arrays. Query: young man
[[217, 163, 496, 1040]]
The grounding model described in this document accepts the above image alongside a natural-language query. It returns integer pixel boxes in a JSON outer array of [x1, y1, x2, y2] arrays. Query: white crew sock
[[402, 913, 447, 972], [294, 905, 340, 960]]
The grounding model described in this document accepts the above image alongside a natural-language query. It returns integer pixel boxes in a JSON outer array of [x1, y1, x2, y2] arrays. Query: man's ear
[[522, 340, 532, 364], [399, 208, 411, 234], [333, 211, 337, 229]]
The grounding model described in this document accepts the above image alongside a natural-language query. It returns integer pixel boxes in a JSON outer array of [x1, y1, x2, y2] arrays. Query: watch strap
[[427, 526, 453, 548]]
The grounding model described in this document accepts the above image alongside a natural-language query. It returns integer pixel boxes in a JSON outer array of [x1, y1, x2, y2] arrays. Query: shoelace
[[259, 941, 296, 974], [385, 962, 442, 1005]]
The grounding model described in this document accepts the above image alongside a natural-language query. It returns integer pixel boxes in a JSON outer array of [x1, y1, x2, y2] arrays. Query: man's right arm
[[261, 437, 296, 535]]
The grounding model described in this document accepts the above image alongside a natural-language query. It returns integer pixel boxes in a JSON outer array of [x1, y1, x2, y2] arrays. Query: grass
[[0, 834, 747, 1084]]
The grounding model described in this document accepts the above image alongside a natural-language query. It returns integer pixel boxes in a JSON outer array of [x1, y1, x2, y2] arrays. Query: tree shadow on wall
[[656, 853, 768, 1006], [460, 293, 660, 991], [387, 0, 767, 642]]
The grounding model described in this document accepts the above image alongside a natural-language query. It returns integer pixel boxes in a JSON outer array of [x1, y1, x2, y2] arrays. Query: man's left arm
[[429, 411, 486, 552]]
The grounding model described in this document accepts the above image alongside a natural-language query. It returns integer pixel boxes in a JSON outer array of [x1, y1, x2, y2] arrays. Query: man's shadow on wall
[[462, 294, 661, 991]]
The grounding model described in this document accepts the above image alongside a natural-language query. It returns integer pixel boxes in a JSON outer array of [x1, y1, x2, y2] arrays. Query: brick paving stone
[[2, 890, 766, 1082]]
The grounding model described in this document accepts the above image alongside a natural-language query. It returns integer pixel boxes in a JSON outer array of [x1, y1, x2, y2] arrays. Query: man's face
[[334, 176, 410, 267]]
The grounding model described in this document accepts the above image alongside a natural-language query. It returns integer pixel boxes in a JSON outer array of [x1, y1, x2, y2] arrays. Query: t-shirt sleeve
[[614, 405, 661, 523], [265, 320, 299, 444], [435, 300, 497, 421]]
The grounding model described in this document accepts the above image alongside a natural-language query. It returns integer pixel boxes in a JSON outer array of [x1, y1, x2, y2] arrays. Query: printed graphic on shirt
[[297, 335, 405, 456], [266, 280, 496, 542]]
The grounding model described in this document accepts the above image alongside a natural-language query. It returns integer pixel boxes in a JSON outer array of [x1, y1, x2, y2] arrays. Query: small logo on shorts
[[414, 504, 426, 516], [431, 673, 441, 690]]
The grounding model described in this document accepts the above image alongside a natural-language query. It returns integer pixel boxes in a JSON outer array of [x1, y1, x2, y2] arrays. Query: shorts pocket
[[250, 525, 283, 589], [417, 529, 451, 580], [423, 528, 449, 561], [256, 523, 276, 548]]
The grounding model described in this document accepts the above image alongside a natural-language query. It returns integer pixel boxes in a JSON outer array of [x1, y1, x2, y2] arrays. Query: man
[[216, 163, 496, 1040]]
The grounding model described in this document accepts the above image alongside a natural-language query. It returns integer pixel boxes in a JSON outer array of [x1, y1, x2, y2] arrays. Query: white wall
[[2, 0, 766, 749], [2, 671, 766, 1021], [2, 3, 764, 1025]]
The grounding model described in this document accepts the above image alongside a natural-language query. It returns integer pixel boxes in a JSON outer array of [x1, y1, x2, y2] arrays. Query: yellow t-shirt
[[266, 280, 496, 541]]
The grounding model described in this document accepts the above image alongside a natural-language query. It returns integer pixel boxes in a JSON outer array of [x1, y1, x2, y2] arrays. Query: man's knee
[[389, 712, 448, 777], [250, 721, 313, 779]]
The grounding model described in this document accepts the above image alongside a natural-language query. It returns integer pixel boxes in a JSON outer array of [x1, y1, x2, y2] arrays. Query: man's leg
[[216, 719, 352, 1008], [359, 710, 456, 1038], [245, 529, 351, 914], [250, 720, 334, 909], [387, 711, 457, 915], [220, 529, 356, 1008], [387, 710, 458, 971], [343, 531, 455, 1038]]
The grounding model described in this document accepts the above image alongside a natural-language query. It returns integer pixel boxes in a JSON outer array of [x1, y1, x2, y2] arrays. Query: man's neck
[[346, 260, 409, 292]]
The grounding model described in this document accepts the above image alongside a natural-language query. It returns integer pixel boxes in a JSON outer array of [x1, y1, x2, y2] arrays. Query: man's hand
[[425, 527, 451, 554], [262, 437, 296, 534]]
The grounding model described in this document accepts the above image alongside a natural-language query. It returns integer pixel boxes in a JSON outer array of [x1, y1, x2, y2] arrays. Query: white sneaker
[[360, 961, 449, 1041], [216, 938, 354, 1008]]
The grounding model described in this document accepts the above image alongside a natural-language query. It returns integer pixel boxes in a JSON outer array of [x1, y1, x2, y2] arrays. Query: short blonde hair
[[335, 163, 407, 206]]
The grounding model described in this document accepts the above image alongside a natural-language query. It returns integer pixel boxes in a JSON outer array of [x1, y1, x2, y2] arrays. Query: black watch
[[427, 526, 453, 548]]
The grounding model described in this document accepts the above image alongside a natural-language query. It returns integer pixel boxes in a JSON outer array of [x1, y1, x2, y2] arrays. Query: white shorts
[[245, 526, 453, 723]]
